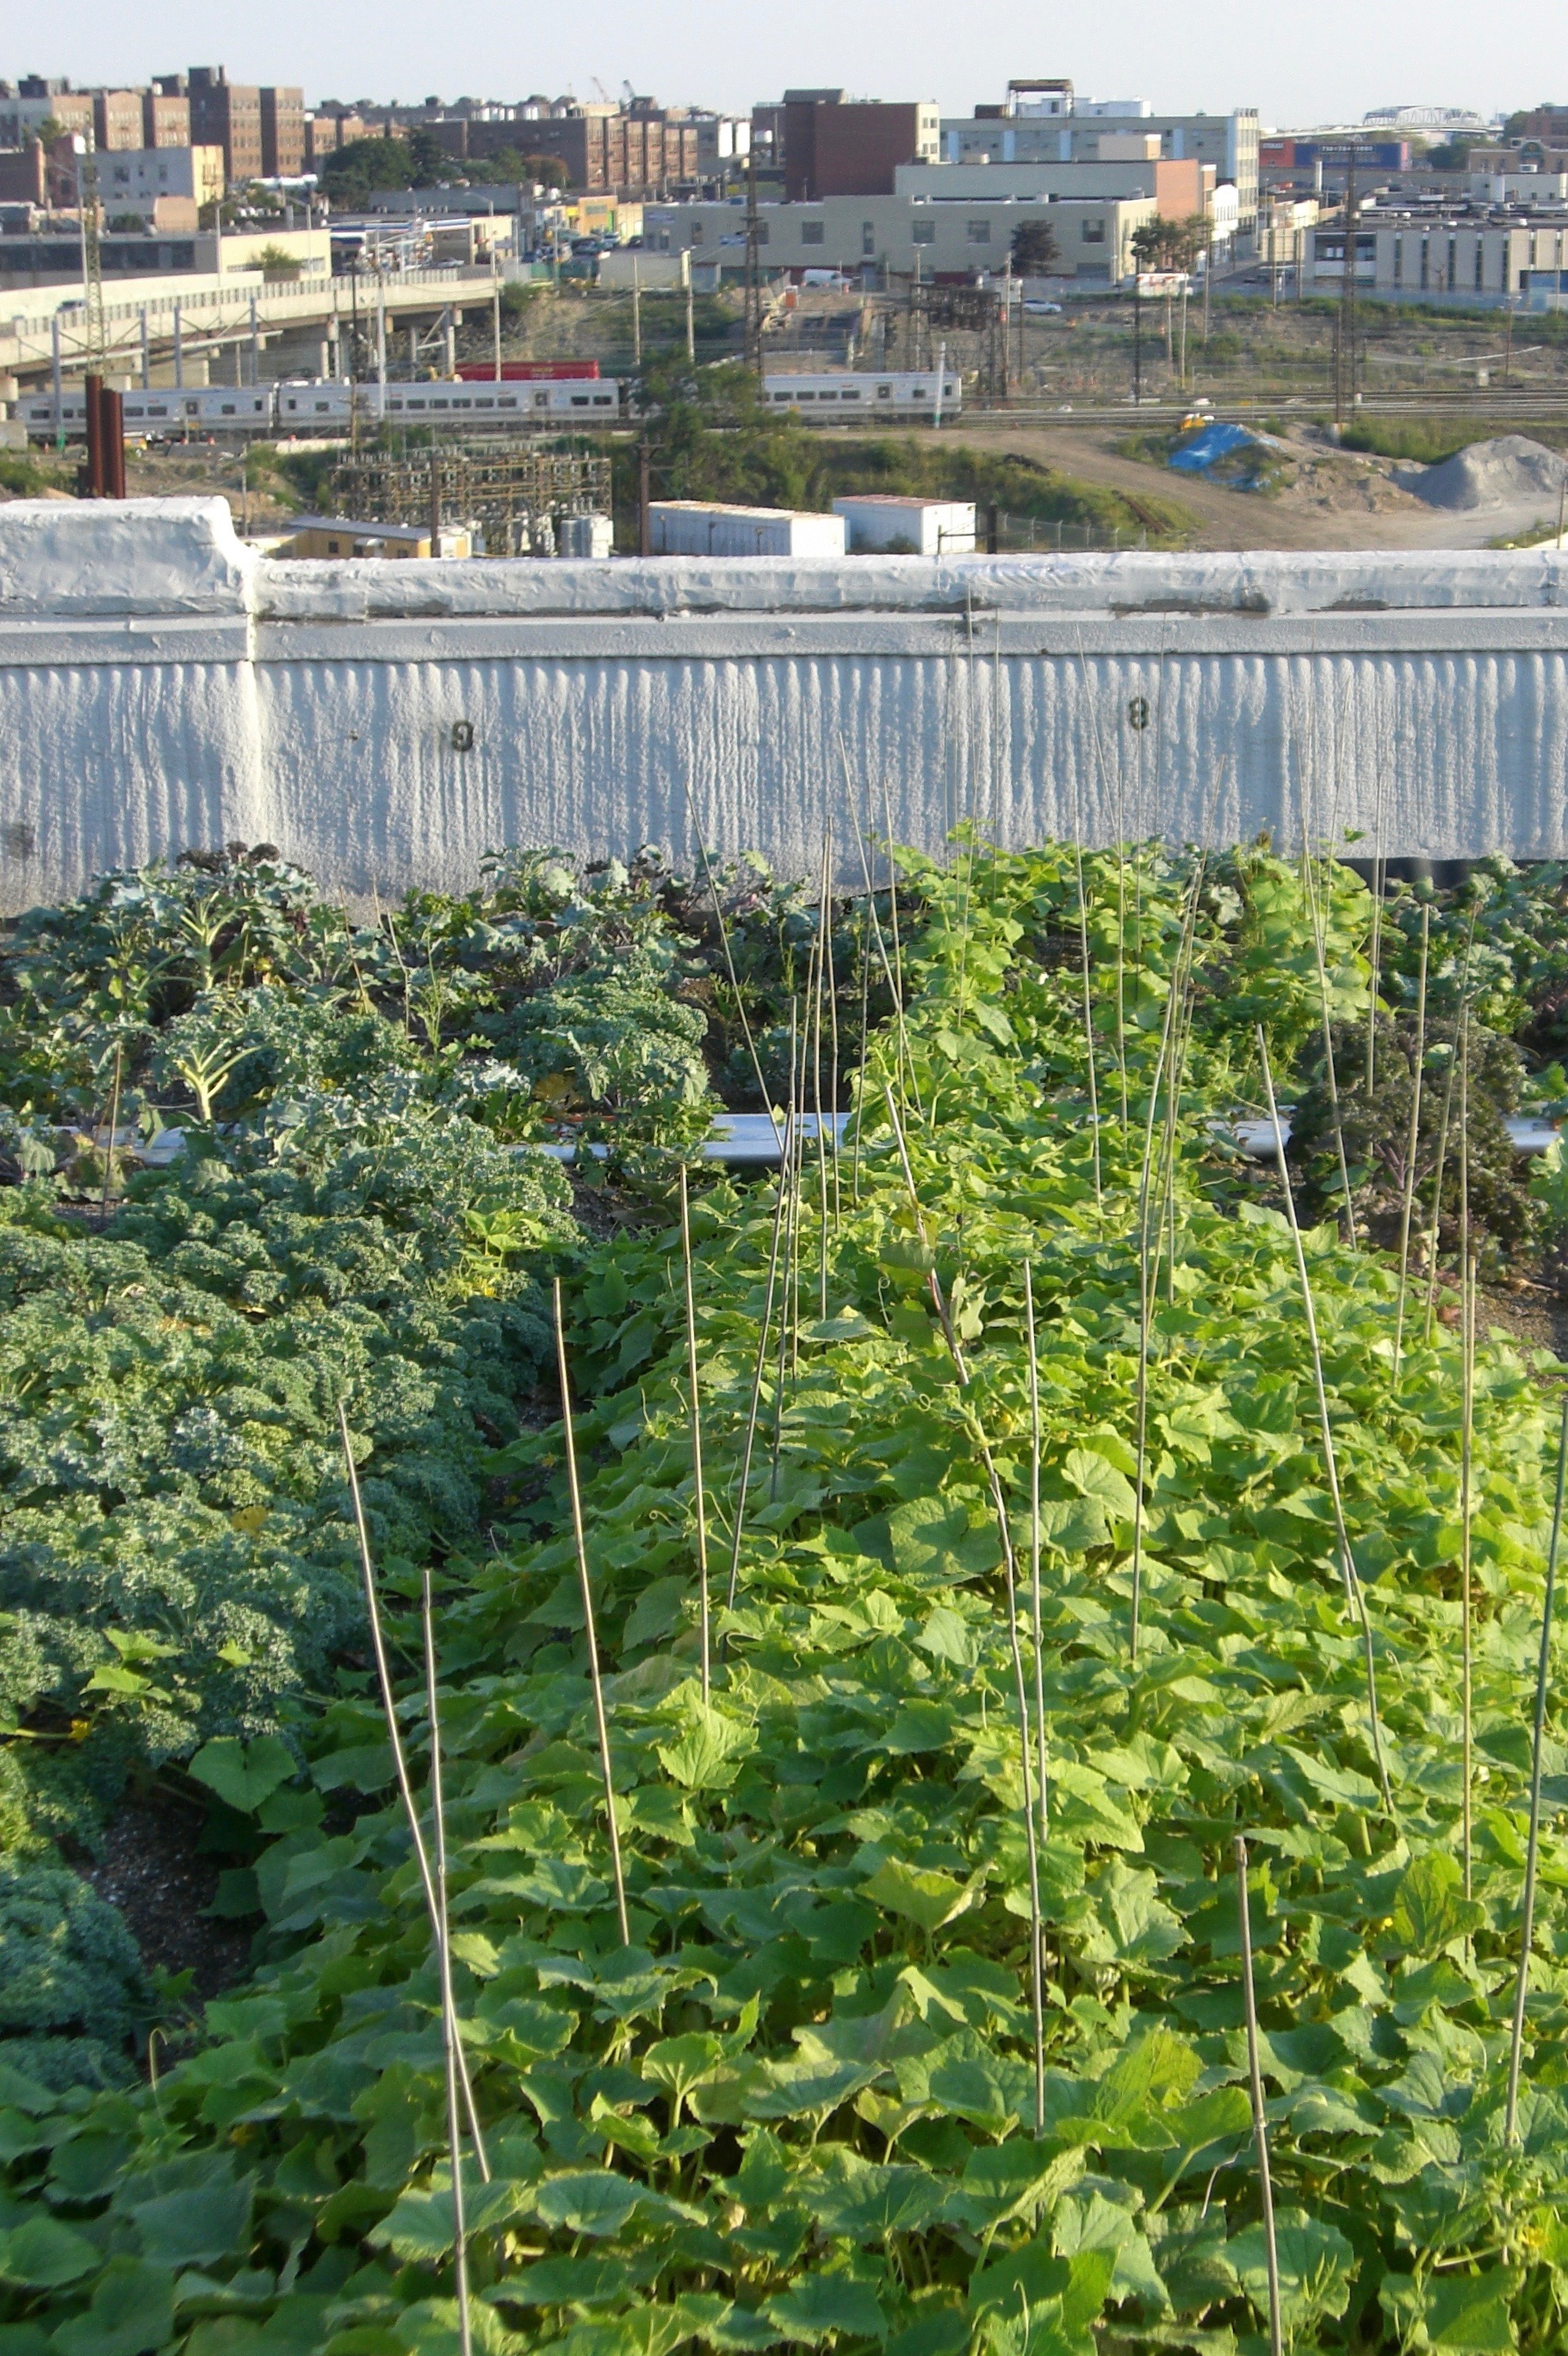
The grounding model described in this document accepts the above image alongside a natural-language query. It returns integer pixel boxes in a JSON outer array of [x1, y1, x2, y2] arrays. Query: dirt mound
[[1400, 433, 1568, 512]]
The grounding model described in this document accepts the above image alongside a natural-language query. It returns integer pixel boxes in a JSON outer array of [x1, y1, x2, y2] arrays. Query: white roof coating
[[3, 497, 1568, 908]]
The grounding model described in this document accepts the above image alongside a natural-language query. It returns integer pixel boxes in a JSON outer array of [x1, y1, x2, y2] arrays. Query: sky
[[17, 0, 1567, 129]]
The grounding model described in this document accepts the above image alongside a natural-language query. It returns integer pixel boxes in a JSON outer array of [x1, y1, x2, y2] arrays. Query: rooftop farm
[[3, 839, 1568, 2355]]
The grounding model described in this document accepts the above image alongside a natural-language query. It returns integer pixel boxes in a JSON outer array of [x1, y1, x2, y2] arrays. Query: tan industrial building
[[642, 190, 1156, 282], [940, 90, 1259, 239]]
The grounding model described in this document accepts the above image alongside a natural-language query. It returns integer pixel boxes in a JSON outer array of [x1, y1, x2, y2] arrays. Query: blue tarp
[[1168, 422, 1260, 473]]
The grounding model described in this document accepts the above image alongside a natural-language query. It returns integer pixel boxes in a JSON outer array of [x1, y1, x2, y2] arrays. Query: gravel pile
[[1399, 433, 1568, 512]]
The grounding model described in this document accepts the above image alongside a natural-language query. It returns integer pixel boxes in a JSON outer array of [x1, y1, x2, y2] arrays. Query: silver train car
[[760, 370, 963, 416], [21, 368, 959, 441], [20, 375, 627, 441]]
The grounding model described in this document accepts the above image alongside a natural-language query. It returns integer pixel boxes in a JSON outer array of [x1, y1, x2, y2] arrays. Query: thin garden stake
[[1258, 1033, 1396, 1819], [823, 832, 843, 1228], [336, 1404, 490, 2176], [100, 1044, 122, 1222], [553, 1280, 631, 1946], [725, 1165, 788, 1609], [421, 1572, 473, 2356], [1459, 1011, 1475, 1900], [1506, 1392, 1568, 2143], [770, 1007, 800, 1499], [1391, 900, 1430, 1381], [845, 761, 921, 1123], [810, 837, 832, 1320], [1423, 907, 1480, 1342], [1072, 834, 1104, 1216], [681, 777, 780, 1145], [1025, 1264, 1049, 1851], [852, 894, 872, 1206], [883, 1094, 1044, 2124], [1236, 1835, 1284, 2356], [1300, 844, 1357, 1246], [679, 1166, 712, 1702]]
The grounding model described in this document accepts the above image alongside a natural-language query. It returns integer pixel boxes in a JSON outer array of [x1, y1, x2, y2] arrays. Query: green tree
[[1010, 216, 1061, 276], [319, 136, 418, 205], [1131, 212, 1210, 272]]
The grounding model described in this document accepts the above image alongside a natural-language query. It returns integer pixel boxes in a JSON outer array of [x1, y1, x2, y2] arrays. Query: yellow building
[[286, 515, 472, 560]]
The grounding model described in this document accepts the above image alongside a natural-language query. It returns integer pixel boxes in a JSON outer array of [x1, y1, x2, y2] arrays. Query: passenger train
[[21, 369, 961, 443]]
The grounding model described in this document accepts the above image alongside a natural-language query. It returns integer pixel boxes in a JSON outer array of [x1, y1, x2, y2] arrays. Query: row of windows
[[685, 213, 1112, 251]]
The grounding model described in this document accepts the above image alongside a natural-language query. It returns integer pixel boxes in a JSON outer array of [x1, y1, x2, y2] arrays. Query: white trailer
[[648, 501, 846, 557], [834, 495, 977, 555]]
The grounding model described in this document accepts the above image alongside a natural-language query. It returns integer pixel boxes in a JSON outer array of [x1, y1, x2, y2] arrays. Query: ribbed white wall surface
[[3, 498, 1568, 908]]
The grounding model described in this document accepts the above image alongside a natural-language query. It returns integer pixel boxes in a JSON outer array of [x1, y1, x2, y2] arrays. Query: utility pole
[[1503, 291, 1515, 388], [743, 144, 763, 380], [638, 437, 651, 555], [1133, 271, 1142, 403], [173, 299, 183, 389], [492, 265, 502, 381], [685, 253, 695, 361], [1178, 276, 1188, 390], [1336, 145, 1358, 426]]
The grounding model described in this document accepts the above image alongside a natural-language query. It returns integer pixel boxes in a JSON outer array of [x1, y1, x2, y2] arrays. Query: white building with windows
[[641, 191, 1155, 282]]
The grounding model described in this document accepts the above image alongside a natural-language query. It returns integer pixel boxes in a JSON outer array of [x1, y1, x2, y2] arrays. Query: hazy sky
[[19, 0, 1566, 128]]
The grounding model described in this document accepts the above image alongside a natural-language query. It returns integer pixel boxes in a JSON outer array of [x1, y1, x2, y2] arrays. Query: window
[[842, 388, 862, 400], [801, 220, 825, 245], [691, 221, 703, 241], [593, 394, 612, 406], [863, 221, 876, 255], [877, 384, 892, 398], [796, 389, 815, 400], [968, 219, 992, 243], [1081, 219, 1106, 244], [431, 399, 449, 409], [756, 220, 769, 244], [1392, 234, 1403, 285], [326, 539, 340, 554], [534, 391, 549, 406], [1475, 240, 1484, 290], [571, 394, 589, 406], [406, 398, 425, 410], [912, 219, 935, 245], [499, 396, 518, 407], [475, 396, 494, 407]]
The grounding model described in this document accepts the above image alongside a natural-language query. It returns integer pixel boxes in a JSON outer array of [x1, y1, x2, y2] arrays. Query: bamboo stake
[[1258, 1034, 1396, 1819], [1506, 1393, 1568, 2144], [99, 1044, 122, 1222], [770, 1007, 799, 1499], [1000, 1473, 1048, 2139], [1423, 909, 1480, 1342], [1391, 901, 1430, 1382], [1236, 1834, 1284, 2356], [811, 834, 832, 1321], [825, 834, 842, 1230], [552, 1280, 631, 1946], [1300, 845, 1357, 1246], [846, 772, 922, 1123], [680, 777, 780, 1144], [882, 1090, 1043, 2123], [421, 1572, 473, 2356], [1459, 1007, 1475, 1902], [725, 1165, 788, 1610], [852, 896, 871, 1207], [1025, 1265, 1049, 1853], [1070, 828, 1104, 1217], [336, 1405, 490, 2176], [679, 1166, 712, 1702]]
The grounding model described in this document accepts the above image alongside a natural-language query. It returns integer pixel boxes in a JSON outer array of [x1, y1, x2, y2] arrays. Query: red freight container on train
[[453, 361, 601, 381]]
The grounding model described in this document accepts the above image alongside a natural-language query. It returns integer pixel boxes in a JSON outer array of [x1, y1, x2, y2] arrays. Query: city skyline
[[11, 0, 1563, 132]]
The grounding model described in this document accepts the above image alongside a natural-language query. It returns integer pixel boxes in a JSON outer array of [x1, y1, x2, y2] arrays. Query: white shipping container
[[833, 496, 977, 555], [649, 501, 846, 557]]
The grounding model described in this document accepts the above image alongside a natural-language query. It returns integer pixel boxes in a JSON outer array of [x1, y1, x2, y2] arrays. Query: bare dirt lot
[[948, 418, 1568, 552]]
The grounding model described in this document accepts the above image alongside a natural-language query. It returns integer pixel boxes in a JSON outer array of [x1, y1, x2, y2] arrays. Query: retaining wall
[[3, 496, 1568, 908]]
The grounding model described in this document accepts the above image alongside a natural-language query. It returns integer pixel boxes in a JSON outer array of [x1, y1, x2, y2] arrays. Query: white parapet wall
[[3, 496, 1568, 909]]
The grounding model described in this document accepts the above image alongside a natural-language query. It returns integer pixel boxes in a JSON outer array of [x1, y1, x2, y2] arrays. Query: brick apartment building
[[187, 67, 263, 183], [93, 90, 144, 149], [142, 89, 191, 146], [481, 104, 698, 194], [261, 85, 306, 176], [782, 92, 940, 198]]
